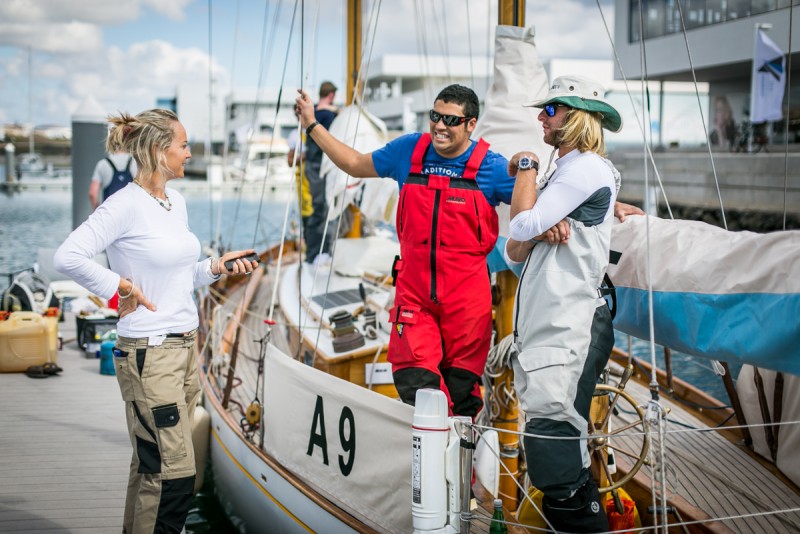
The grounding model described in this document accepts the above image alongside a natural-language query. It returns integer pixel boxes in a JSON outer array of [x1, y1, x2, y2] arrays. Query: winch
[[328, 310, 365, 353]]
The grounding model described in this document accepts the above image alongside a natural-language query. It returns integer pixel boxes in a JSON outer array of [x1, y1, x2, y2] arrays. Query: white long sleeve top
[[54, 183, 218, 338], [505, 150, 619, 265]]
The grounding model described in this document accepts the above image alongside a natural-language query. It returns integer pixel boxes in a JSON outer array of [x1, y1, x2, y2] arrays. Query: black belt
[[166, 330, 196, 338]]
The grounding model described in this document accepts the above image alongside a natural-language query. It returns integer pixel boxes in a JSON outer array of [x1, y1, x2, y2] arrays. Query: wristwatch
[[517, 156, 539, 172]]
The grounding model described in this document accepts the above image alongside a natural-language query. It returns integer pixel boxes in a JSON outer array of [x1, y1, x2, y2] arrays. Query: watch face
[[518, 156, 538, 171]]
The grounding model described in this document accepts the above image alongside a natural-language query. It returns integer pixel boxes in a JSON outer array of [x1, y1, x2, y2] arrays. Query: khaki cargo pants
[[114, 332, 200, 534]]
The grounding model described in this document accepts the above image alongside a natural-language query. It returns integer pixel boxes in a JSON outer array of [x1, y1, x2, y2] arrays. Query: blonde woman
[[505, 76, 633, 532], [54, 109, 258, 533]]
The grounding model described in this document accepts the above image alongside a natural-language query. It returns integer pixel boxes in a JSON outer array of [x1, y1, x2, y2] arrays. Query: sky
[[0, 0, 615, 127]]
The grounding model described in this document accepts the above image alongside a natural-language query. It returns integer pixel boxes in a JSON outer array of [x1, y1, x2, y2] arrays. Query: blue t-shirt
[[371, 133, 514, 207]]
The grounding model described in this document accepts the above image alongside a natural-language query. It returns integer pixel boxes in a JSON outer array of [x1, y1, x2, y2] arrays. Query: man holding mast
[[296, 84, 514, 419]]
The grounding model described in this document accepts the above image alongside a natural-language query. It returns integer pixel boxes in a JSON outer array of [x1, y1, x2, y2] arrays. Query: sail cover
[[608, 216, 800, 374], [322, 105, 397, 224], [264, 344, 414, 533], [472, 25, 550, 273]]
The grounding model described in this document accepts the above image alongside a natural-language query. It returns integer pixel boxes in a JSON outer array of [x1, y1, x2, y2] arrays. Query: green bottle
[[489, 498, 508, 534]]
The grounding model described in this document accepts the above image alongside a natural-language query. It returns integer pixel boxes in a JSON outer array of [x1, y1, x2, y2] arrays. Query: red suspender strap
[[410, 133, 432, 174], [462, 138, 490, 180]]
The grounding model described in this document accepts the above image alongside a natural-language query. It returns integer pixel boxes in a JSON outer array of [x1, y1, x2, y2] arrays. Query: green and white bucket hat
[[525, 75, 622, 133]]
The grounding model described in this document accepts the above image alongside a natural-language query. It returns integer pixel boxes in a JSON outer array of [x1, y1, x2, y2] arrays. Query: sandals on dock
[[25, 362, 63, 378]]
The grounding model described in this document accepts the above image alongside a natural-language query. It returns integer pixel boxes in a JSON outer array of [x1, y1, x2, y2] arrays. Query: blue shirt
[[371, 133, 514, 207]]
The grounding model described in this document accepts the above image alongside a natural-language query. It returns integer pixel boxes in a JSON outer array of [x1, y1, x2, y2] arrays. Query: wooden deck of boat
[[611, 361, 800, 532], [0, 313, 128, 533], [216, 275, 800, 533]]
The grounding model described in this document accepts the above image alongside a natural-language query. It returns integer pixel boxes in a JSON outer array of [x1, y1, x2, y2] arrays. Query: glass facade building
[[629, 0, 798, 41]]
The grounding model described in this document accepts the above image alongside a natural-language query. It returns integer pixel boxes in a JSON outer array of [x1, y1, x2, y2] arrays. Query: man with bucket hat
[[504, 75, 626, 532]]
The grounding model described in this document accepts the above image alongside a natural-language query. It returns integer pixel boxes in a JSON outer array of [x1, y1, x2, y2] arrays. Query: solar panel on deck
[[310, 288, 372, 309]]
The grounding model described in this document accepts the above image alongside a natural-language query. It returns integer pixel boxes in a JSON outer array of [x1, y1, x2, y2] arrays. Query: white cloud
[[0, 0, 148, 25], [364, 0, 614, 62], [0, 0, 615, 126], [0, 22, 103, 53], [142, 0, 193, 21]]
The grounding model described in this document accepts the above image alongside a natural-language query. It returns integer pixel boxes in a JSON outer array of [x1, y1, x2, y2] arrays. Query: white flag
[[751, 30, 785, 123]]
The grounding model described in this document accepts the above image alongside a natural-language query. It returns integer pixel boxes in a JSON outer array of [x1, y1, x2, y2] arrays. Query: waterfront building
[[614, 0, 800, 144]]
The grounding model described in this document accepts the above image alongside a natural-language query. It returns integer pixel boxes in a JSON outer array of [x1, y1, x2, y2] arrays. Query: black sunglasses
[[544, 103, 568, 117], [429, 109, 472, 126]]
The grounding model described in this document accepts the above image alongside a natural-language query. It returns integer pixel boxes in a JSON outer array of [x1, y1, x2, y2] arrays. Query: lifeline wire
[[674, 0, 727, 230], [594, 0, 673, 219], [307, 0, 384, 365]]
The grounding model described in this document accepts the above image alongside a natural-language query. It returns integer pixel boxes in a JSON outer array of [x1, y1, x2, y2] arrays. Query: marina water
[[0, 187, 738, 531]]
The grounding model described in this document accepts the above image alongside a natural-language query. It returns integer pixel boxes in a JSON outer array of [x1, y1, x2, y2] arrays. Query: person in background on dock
[[54, 109, 258, 534], [304, 81, 339, 266], [88, 147, 138, 210], [505, 75, 630, 532], [286, 127, 314, 248], [708, 95, 736, 149]]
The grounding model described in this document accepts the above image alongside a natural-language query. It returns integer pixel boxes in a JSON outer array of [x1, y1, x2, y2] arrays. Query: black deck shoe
[[542, 478, 609, 533], [25, 365, 49, 379]]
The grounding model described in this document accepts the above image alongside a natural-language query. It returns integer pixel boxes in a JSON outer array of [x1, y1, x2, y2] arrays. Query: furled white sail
[[737, 366, 800, 486], [473, 24, 549, 240], [608, 216, 800, 374], [263, 343, 414, 533], [322, 105, 397, 224]]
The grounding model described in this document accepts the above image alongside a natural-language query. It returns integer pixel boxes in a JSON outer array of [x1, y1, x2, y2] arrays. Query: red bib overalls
[[388, 133, 498, 417]]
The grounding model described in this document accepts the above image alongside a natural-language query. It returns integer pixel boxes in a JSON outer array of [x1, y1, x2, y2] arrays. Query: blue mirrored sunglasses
[[544, 103, 568, 117], [429, 109, 472, 126]]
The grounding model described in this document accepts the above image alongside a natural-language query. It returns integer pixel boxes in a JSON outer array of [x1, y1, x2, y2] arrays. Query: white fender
[[412, 389, 450, 533], [474, 429, 500, 498], [192, 403, 211, 494]]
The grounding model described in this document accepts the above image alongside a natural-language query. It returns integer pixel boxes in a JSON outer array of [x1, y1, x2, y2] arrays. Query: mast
[[346, 0, 362, 104], [28, 46, 34, 155], [498, 0, 525, 27], [494, 0, 525, 513], [344, 0, 363, 238]]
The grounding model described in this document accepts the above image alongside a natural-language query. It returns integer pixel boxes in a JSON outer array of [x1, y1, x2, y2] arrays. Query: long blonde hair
[[107, 109, 179, 178], [557, 108, 606, 157]]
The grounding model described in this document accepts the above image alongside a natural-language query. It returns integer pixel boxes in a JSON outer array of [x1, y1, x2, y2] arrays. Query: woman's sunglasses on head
[[429, 109, 472, 126]]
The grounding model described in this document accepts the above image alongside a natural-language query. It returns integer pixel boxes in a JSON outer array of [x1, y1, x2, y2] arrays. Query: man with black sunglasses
[[295, 83, 518, 420], [504, 75, 632, 533]]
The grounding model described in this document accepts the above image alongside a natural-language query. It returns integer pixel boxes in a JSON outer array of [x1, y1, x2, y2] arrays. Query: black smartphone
[[224, 252, 260, 271]]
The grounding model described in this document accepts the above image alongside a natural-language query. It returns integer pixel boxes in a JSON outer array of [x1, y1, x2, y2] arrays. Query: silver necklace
[[133, 180, 172, 211]]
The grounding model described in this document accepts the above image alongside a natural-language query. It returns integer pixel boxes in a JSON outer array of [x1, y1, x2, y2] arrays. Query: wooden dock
[[0, 314, 129, 533]]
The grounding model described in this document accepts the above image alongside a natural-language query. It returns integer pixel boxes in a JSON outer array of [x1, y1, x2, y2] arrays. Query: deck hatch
[[310, 288, 372, 309]]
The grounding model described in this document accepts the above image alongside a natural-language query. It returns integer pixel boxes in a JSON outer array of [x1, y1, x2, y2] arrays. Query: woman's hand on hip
[[118, 286, 156, 319]]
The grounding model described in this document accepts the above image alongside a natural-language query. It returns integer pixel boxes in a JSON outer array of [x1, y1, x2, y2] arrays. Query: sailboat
[[197, 1, 800, 532]]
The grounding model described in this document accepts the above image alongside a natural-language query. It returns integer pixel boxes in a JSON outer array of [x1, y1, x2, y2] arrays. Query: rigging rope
[[674, 0, 727, 230], [465, 0, 475, 88], [783, 6, 794, 231], [305, 0, 384, 365], [207, 0, 215, 244], [594, 0, 673, 219], [226, 0, 280, 250], [214, 0, 242, 251]]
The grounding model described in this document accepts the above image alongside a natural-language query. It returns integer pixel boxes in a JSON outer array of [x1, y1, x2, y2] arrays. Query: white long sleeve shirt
[[54, 183, 218, 338], [506, 150, 618, 265]]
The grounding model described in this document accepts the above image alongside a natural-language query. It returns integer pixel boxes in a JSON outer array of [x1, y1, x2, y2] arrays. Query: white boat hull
[[205, 384, 359, 534]]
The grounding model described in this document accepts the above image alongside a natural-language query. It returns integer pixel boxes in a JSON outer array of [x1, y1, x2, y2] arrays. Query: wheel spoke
[[606, 442, 644, 461], [599, 391, 622, 429], [607, 419, 645, 436]]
